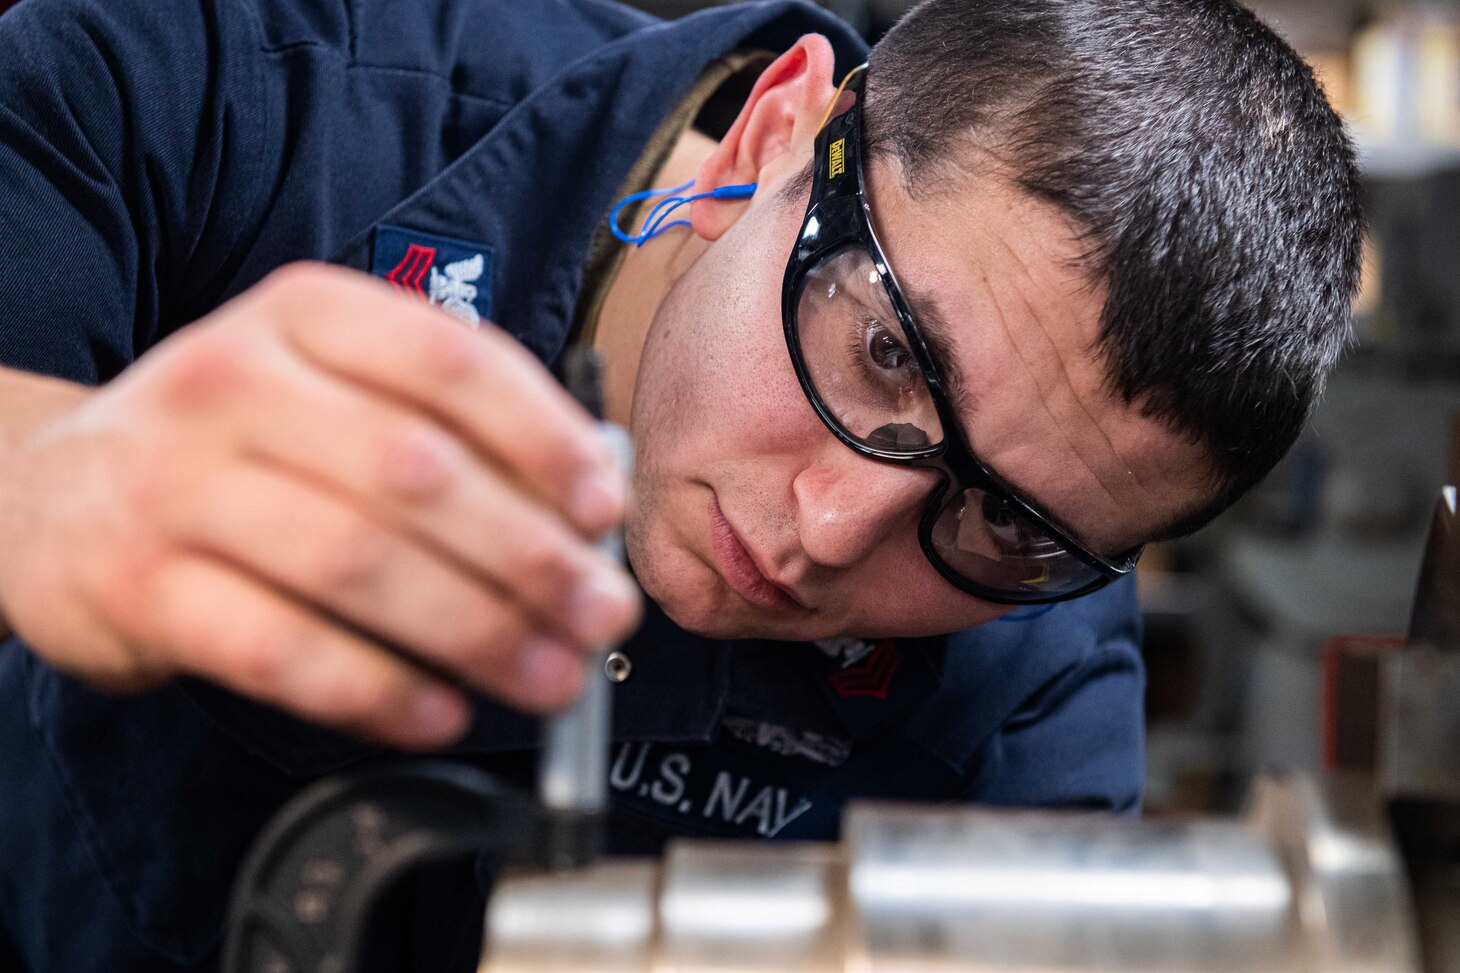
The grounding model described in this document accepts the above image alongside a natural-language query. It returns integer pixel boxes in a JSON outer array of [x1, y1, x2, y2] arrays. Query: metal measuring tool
[[538, 348, 633, 868]]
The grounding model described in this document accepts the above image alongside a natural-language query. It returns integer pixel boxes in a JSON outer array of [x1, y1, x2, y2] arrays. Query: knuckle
[[319, 668, 400, 723], [159, 329, 256, 407], [513, 529, 577, 584], [65, 626, 171, 691], [114, 450, 173, 523], [253, 263, 380, 337], [375, 423, 459, 504], [96, 543, 164, 617], [415, 318, 485, 385], [308, 517, 390, 595], [62, 610, 167, 686], [85, 512, 173, 632], [540, 428, 600, 484], [118, 455, 215, 549], [91, 657, 167, 692], [110, 553, 182, 645], [440, 602, 546, 684], [536, 413, 615, 490], [433, 598, 515, 664], [257, 261, 330, 302], [232, 622, 296, 690]]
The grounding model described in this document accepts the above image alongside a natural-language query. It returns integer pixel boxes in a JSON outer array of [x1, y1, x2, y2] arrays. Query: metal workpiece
[[479, 772, 1445, 973], [844, 806, 1296, 973], [657, 843, 845, 973], [487, 861, 660, 973], [1247, 773, 1422, 973], [484, 844, 846, 973]]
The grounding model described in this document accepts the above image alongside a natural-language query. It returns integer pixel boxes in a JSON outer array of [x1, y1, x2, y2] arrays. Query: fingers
[[35, 262, 640, 745], [183, 336, 639, 650], [255, 264, 626, 536], [143, 553, 473, 749], [166, 461, 591, 711]]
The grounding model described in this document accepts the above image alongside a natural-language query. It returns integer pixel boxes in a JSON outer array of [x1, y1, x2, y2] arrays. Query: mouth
[[708, 496, 805, 612]]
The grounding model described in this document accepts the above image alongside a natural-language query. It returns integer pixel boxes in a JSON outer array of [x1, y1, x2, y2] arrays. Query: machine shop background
[[630, 0, 1460, 816]]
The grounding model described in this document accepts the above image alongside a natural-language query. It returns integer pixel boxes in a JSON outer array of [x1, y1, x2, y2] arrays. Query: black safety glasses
[[781, 65, 1141, 604]]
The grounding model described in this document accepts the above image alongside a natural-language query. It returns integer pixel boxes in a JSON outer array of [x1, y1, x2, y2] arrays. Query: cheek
[[632, 238, 815, 469], [910, 590, 1010, 634], [622, 484, 720, 631], [844, 555, 1010, 637], [620, 222, 807, 629]]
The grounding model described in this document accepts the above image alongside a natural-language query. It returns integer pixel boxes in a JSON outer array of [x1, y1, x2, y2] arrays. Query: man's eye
[[980, 494, 1027, 549], [866, 322, 912, 372], [860, 320, 920, 383], [982, 493, 1014, 527]]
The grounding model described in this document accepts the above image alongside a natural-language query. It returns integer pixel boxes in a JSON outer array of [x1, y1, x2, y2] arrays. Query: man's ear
[[690, 34, 839, 242]]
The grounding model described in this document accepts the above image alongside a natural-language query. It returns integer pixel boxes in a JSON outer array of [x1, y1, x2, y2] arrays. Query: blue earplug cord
[[610, 179, 757, 247]]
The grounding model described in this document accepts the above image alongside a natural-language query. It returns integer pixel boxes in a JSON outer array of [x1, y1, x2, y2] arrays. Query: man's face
[[623, 154, 1213, 641]]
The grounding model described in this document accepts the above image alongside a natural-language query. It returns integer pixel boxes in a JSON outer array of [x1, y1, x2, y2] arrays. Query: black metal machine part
[[221, 761, 548, 973]]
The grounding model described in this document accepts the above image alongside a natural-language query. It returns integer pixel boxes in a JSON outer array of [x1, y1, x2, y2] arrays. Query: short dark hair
[[861, 0, 1364, 539]]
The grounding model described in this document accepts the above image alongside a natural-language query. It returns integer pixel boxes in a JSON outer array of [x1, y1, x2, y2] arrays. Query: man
[[0, 0, 1360, 968]]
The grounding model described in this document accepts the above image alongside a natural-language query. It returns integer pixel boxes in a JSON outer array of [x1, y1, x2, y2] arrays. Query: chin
[[663, 604, 819, 642], [625, 520, 719, 633], [631, 557, 741, 638], [643, 579, 723, 636]]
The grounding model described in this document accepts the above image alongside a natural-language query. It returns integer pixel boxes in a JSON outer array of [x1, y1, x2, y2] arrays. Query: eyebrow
[[899, 282, 974, 418], [897, 287, 1115, 552]]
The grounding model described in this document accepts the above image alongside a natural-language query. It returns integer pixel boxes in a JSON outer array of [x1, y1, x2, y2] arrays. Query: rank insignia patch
[[828, 640, 901, 700], [372, 225, 495, 327]]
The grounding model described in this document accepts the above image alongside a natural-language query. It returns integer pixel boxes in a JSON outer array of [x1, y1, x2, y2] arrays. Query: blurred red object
[[1321, 634, 1405, 773]]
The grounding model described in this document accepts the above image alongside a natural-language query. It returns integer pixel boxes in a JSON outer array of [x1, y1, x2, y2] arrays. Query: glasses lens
[[794, 248, 944, 454], [926, 484, 1106, 600]]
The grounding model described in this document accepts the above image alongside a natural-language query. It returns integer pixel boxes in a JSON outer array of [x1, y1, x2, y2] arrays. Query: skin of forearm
[[0, 365, 92, 643]]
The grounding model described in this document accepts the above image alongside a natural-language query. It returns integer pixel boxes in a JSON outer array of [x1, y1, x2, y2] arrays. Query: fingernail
[[570, 472, 624, 530], [569, 573, 636, 642], [521, 638, 582, 695], [411, 686, 469, 741]]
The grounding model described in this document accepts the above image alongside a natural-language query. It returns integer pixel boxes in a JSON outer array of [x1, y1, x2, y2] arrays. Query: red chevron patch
[[829, 641, 900, 700], [385, 243, 436, 296]]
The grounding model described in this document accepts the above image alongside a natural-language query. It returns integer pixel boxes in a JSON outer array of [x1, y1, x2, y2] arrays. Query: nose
[[791, 448, 944, 569]]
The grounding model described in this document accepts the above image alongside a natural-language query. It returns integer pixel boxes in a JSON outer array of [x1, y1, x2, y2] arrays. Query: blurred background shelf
[[1359, 138, 1460, 179]]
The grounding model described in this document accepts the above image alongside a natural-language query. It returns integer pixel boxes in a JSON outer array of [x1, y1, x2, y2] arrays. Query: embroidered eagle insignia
[[428, 254, 486, 326]]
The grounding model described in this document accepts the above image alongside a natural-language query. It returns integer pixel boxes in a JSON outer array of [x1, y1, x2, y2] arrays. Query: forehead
[[858, 156, 1213, 553]]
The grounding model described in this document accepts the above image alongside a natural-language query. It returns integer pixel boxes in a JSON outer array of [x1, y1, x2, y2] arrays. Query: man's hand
[[0, 263, 641, 748]]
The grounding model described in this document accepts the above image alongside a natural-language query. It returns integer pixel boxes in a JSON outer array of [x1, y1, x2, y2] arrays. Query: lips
[[708, 497, 803, 612]]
